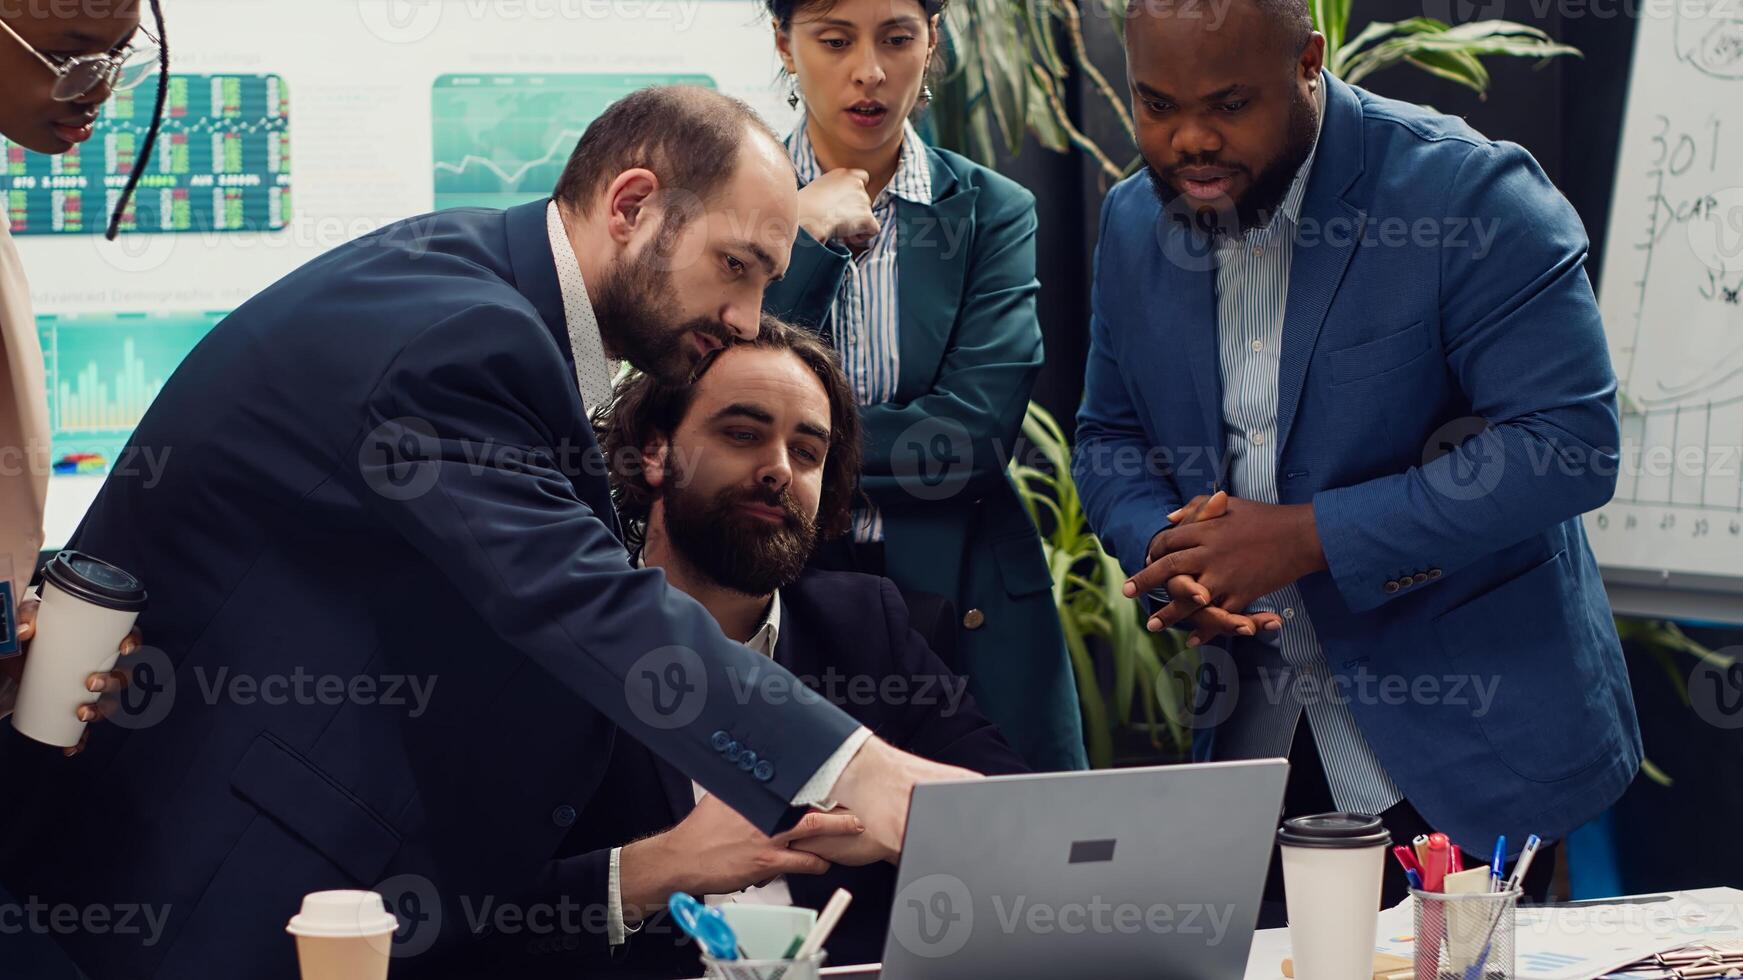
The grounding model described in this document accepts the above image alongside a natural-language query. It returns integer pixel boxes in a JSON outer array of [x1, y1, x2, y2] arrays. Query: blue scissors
[[669, 892, 742, 961]]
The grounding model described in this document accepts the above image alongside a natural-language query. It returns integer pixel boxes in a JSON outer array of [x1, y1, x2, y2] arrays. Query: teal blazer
[[765, 144, 1088, 772]]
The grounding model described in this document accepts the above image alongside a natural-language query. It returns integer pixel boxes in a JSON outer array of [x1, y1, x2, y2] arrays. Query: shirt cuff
[[607, 846, 643, 947], [791, 726, 872, 810]]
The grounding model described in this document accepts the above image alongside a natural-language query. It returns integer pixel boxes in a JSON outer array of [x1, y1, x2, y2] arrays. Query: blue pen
[[1490, 835, 1507, 892], [1405, 868, 1424, 891]]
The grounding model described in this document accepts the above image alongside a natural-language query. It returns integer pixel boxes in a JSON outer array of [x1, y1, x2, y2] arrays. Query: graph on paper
[[37, 311, 226, 474], [430, 73, 715, 211], [1588, 0, 1743, 581], [0, 74, 291, 235]]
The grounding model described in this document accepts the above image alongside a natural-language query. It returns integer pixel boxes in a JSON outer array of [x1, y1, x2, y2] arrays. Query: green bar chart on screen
[[36, 311, 227, 475], [0, 74, 291, 236], [431, 73, 716, 211]]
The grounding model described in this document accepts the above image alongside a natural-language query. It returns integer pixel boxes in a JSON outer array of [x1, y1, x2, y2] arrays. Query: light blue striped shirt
[[1212, 86, 1403, 817], [786, 121, 933, 543]]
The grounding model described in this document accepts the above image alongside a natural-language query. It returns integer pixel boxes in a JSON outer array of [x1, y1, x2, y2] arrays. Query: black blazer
[[0, 200, 861, 980], [484, 568, 1029, 977]]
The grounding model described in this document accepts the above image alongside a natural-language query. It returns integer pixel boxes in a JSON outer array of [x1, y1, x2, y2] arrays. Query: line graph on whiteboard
[[1590, 0, 1743, 579]]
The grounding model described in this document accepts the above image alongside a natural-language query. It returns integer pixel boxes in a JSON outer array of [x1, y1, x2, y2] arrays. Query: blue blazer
[[0, 200, 862, 979], [765, 144, 1087, 773], [1071, 73, 1640, 849], [477, 569, 1028, 977]]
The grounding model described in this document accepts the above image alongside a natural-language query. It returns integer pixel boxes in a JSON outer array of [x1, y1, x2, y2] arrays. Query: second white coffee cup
[[1277, 812, 1391, 980]]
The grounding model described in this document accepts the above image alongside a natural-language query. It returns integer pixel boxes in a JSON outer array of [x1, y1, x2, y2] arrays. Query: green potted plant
[[1008, 402, 1202, 768]]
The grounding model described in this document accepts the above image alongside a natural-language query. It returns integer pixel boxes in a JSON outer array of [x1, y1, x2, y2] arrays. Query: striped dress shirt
[[1211, 87, 1404, 817], [786, 121, 933, 542]]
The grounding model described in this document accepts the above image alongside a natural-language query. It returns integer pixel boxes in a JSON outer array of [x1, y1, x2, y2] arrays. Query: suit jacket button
[[1428, 568, 1442, 579], [752, 760, 775, 782], [725, 741, 744, 763], [963, 609, 986, 630], [552, 804, 577, 827], [1383, 581, 1400, 594], [1413, 572, 1429, 585], [738, 750, 759, 772], [711, 731, 732, 752]]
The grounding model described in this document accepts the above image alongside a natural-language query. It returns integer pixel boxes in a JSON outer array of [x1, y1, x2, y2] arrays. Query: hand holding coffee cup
[[7, 552, 147, 750]]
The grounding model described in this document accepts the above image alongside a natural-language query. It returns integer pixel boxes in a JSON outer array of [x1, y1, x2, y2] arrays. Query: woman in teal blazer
[[760, 0, 1086, 771]]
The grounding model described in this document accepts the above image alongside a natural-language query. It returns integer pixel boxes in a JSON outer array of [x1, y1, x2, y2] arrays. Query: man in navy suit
[[468, 315, 1026, 976], [0, 86, 978, 979], [1073, 0, 1639, 909]]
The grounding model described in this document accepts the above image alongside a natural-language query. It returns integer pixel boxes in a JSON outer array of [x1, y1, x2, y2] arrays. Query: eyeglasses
[[0, 16, 160, 102]]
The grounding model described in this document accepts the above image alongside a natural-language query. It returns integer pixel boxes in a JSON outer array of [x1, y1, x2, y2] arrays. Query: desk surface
[[1242, 926, 1294, 980]]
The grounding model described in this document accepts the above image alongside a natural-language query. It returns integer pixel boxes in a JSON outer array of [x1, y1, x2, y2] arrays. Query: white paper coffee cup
[[1277, 812, 1390, 980], [10, 551, 146, 747], [287, 890, 398, 980]]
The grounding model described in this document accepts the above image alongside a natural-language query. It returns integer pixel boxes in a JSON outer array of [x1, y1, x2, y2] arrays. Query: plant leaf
[[1062, 611, 1113, 768]]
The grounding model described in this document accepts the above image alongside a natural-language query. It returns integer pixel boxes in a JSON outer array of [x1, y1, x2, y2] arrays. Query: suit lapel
[[894, 150, 974, 402], [500, 198, 627, 547], [1151, 215, 1228, 493], [1276, 73, 1369, 456]]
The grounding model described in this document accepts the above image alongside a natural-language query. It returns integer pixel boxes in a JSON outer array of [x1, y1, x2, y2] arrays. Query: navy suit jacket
[[1072, 73, 1640, 849], [0, 200, 863, 979], [476, 568, 1028, 978]]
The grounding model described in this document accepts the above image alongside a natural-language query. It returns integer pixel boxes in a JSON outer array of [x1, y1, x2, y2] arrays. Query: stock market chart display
[[1, 73, 291, 236], [431, 73, 712, 211]]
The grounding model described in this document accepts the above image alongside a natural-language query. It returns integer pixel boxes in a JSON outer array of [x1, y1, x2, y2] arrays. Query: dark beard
[[663, 479, 818, 597], [1146, 86, 1320, 238], [590, 218, 732, 385]]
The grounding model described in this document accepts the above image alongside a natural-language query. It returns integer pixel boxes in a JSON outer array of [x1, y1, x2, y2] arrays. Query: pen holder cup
[[701, 952, 827, 980], [1412, 887, 1520, 980]]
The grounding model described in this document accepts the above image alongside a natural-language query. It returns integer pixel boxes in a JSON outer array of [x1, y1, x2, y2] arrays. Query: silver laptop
[[851, 758, 1288, 980]]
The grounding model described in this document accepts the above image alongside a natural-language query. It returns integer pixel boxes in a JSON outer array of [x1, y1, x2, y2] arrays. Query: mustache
[[683, 317, 733, 347], [727, 485, 810, 528], [1162, 157, 1252, 179]]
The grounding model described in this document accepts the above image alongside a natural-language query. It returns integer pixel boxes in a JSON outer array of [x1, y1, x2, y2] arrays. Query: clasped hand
[[1121, 491, 1328, 646]]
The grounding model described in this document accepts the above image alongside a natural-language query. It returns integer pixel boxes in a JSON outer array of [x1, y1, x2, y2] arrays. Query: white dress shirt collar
[[787, 119, 934, 207], [545, 200, 619, 414], [633, 551, 782, 656]]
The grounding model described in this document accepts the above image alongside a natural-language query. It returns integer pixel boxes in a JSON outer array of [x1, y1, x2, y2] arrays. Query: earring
[[787, 80, 800, 110], [920, 83, 934, 104]]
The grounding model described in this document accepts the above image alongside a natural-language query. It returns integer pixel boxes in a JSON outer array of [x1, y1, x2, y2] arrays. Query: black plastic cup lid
[[41, 551, 147, 613], [1277, 812, 1390, 849]]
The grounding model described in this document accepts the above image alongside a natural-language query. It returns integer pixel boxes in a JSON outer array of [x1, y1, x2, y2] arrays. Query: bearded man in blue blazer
[[1073, 0, 1640, 910]]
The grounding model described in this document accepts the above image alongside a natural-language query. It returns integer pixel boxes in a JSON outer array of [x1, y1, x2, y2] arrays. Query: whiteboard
[[1587, 0, 1743, 622], [8, 0, 797, 549]]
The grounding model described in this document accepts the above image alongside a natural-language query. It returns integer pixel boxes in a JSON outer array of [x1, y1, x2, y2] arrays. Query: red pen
[[1450, 843, 1465, 873], [1422, 833, 1451, 892], [1392, 845, 1422, 877]]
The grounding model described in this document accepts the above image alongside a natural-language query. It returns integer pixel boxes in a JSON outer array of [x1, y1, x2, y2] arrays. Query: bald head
[[1125, 0, 1324, 234], [553, 85, 786, 216], [1126, 0, 1312, 61]]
